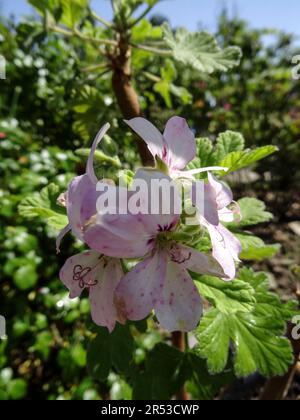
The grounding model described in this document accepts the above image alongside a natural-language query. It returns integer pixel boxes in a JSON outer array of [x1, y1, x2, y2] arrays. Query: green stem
[[91, 11, 114, 29], [51, 25, 117, 47], [80, 63, 110, 73], [131, 43, 172, 56], [143, 71, 161, 83], [129, 4, 153, 28]]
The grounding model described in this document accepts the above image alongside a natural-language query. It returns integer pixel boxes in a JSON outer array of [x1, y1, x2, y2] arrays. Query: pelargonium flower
[[193, 173, 242, 280], [56, 123, 111, 252], [59, 250, 124, 332], [83, 170, 226, 332], [125, 116, 226, 178]]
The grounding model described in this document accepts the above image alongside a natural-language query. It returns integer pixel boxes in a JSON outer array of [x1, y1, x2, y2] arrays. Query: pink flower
[[59, 250, 124, 332], [193, 173, 242, 280], [56, 123, 110, 252], [84, 170, 226, 332], [125, 117, 226, 178]]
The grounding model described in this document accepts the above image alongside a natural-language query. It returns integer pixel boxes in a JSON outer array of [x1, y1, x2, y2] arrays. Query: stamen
[[73, 265, 98, 289]]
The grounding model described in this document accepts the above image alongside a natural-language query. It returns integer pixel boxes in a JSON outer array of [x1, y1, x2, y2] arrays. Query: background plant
[[0, 0, 299, 400]]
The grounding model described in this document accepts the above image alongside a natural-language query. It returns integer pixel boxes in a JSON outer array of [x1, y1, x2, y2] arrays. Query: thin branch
[[131, 42, 172, 56], [91, 11, 114, 29], [51, 25, 118, 47], [80, 63, 110, 73], [73, 28, 117, 47], [143, 71, 160, 82], [129, 4, 153, 28]]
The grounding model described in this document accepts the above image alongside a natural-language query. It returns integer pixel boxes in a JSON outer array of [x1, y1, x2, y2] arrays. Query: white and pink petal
[[207, 173, 233, 210], [89, 258, 124, 333], [115, 250, 167, 322], [206, 224, 241, 280], [154, 258, 202, 332], [163, 117, 196, 170], [83, 213, 154, 258], [86, 123, 111, 184], [170, 244, 227, 278], [125, 118, 164, 160], [59, 250, 102, 299]]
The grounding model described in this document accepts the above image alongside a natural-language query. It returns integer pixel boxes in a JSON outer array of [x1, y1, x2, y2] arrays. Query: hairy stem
[[171, 332, 189, 400], [111, 37, 154, 166]]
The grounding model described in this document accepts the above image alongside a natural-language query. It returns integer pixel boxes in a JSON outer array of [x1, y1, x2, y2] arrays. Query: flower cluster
[[57, 117, 242, 333]]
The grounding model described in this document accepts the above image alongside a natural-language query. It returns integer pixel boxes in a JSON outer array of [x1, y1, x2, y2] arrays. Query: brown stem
[[111, 36, 154, 167], [171, 332, 189, 400]]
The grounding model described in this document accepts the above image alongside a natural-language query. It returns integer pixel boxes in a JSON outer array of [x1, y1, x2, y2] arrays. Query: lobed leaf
[[18, 183, 68, 230], [218, 145, 278, 174], [195, 275, 256, 314], [163, 23, 242, 74], [195, 268, 297, 378]]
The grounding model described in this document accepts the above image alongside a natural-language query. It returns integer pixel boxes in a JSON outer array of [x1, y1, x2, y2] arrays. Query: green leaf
[[196, 308, 293, 378], [194, 275, 256, 314], [236, 232, 280, 261], [154, 80, 172, 108], [7, 379, 28, 400], [71, 344, 87, 368], [18, 184, 68, 230], [13, 264, 38, 291], [132, 343, 186, 400], [87, 325, 135, 382], [238, 268, 300, 320], [153, 60, 192, 108], [218, 145, 278, 174], [33, 331, 53, 361], [87, 330, 111, 382], [60, 0, 88, 29], [238, 198, 273, 226], [215, 131, 245, 161], [163, 23, 242, 74], [132, 19, 162, 43], [187, 138, 217, 175], [160, 59, 177, 83], [195, 268, 296, 378], [75, 149, 121, 168], [169, 84, 192, 105], [185, 352, 234, 400], [28, 0, 60, 20]]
